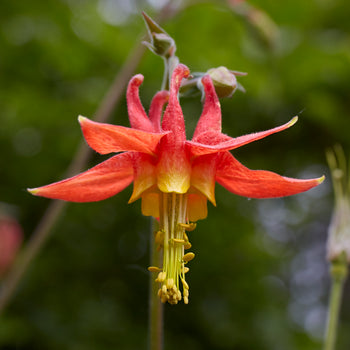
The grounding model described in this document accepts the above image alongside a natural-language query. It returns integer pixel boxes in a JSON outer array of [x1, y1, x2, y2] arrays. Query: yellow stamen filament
[[152, 192, 196, 305]]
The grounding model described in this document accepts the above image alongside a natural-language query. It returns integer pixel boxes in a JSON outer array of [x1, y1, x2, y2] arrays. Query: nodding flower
[[28, 64, 324, 304]]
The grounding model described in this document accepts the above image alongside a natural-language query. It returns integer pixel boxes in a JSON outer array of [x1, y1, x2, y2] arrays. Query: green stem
[[148, 218, 164, 350], [324, 253, 348, 350], [161, 58, 169, 91]]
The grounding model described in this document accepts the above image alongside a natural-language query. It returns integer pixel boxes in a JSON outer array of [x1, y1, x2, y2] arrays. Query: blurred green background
[[1, 0, 350, 349]]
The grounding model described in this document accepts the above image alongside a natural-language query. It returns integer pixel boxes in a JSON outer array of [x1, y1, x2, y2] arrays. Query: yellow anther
[[156, 271, 166, 282], [183, 252, 195, 262], [181, 278, 189, 290], [148, 266, 161, 272], [184, 242, 192, 249], [166, 278, 174, 289], [183, 266, 189, 274], [179, 222, 197, 231], [184, 296, 189, 304], [155, 230, 165, 245]]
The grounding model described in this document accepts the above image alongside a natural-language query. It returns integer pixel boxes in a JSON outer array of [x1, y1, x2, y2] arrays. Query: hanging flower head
[[28, 64, 324, 304]]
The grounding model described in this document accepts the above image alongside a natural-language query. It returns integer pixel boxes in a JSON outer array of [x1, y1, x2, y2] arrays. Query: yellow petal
[[141, 192, 160, 217], [190, 154, 217, 205], [156, 145, 191, 194], [128, 154, 156, 203], [187, 193, 208, 221]]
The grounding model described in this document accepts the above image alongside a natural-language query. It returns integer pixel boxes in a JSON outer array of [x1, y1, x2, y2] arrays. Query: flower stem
[[148, 218, 164, 350], [324, 253, 348, 350], [161, 58, 170, 91]]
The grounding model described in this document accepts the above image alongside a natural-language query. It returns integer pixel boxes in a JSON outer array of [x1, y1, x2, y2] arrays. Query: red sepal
[[215, 152, 324, 198], [28, 153, 134, 202]]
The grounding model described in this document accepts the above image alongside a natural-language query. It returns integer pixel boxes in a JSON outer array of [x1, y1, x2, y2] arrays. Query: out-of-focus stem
[[148, 218, 163, 350], [324, 253, 348, 350]]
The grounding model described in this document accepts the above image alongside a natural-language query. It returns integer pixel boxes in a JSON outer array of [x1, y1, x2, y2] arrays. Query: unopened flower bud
[[207, 66, 238, 98], [193, 66, 246, 99], [142, 12, 176, 58]]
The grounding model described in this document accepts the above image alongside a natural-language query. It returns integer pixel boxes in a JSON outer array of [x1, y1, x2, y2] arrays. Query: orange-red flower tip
[[317, 175, 326, 184], [27, 187, 39, 195], [127, 73, 154, 132], [172, 64, 190, 87], [78, 115, 87, 124], [288, 116, 298, 127], [129, 74, 144, 86]]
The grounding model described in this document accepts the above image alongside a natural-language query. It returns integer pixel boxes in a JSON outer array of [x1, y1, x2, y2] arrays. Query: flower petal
[[187, 117, 298, 157], [149, 90, 169, 132], [192, 75, 222, 140], [215, 152, 325, 198], [187, 193, 208, 221], [161, 64, 189, 139], [191, 154, 217, 205], [157, 64, 192, 193], [79, 116, 168, 155], [156, 149, 192, 193], [141, 192, 160, 218], [127, 74, 154, 132], [28, 153, 134, 202], [128, 153, 157, 203]]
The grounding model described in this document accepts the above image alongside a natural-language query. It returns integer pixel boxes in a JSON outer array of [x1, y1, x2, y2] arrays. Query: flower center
[[149, 192, 196, 305]]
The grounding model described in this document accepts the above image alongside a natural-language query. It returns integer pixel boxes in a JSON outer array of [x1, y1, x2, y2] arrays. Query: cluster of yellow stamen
[[148, 193, 197, 305]]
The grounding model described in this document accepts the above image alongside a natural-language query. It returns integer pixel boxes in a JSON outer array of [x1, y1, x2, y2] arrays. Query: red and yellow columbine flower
[[28, 64, 324, 304]]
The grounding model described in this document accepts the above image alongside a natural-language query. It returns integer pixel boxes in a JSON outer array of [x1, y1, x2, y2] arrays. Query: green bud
[[207, 66, 247, 98], [142, 12, 176, 58]]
